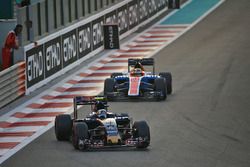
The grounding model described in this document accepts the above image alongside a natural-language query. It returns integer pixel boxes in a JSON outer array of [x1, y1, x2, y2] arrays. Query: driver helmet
[[97, 109, 107, 119], [133, 68, 142, 75], [134, 62, 143, 69], [94, 101, 105, 112], [130, 62, 145, 76], [131, 67, 145, 77]]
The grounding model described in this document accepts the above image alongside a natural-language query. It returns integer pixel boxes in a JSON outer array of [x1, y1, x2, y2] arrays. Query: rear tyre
[[133, 121, 150, 148], [72, 122, 89, 150], [104, 78, 116, 100], [159, 72, 172, 94], [55, 114, 72, 141], [111, 73, 123, 78], [154, 78, 167, 100]]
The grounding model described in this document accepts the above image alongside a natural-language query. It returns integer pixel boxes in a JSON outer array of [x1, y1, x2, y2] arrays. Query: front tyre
[[72, 122, 89, 150], [133, 121, 150, 148], [159, 72, 172, 94], [154, 78, 167, 100], [104, 78, 116, 100]]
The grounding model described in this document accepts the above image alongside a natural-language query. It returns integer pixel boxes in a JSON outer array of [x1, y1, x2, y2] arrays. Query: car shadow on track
[[54, 140, 151, 153], [76, 147, 150, 152]]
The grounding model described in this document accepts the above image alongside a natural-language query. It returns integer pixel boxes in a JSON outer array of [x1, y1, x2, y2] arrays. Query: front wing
[[78, 137, 149, 150], [105, 91, 165, 101]]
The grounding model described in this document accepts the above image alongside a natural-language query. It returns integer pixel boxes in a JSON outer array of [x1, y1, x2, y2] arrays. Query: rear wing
[[74, 96, 107, 105], [128, 58, 155, 74], [73, 96, 108, 119]]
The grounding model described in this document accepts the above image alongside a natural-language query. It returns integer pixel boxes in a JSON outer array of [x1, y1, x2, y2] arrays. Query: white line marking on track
[[6, 117, 55, 123], [115, 52, 150, 55], [24, 98, 73, 104], [7, 108, 70, 114], [126, 46, 159, 50], [136, 37, 171, 41], [0, 126, 43, 133], [0, 137, 27, 143], [70, 82, 104, 87], [53, 90, 103, 96], [129, 41, 165, 45], [0, 149, 10, 156]]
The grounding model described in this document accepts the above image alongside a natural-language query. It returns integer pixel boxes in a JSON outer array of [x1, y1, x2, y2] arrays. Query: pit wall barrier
[[24, 0, 170, 94], [17, 0, 124, 45], [0, 61, 25, 108]]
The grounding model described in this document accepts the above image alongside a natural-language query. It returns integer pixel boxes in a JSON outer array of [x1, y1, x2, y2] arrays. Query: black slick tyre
[[159, 72, 172, 94], [104, 78, 115, 100], [154, 78, 167, 100], [72, 122, 89, 150], [55, 114, 72, 141], [133, 121, 150, 148]]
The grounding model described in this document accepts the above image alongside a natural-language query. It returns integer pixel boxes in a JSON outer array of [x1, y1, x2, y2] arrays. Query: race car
[[55, 96, 150, 150], [104, 58, 172, 101]]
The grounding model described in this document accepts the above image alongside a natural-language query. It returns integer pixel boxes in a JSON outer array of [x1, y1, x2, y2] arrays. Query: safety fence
[[0, 61, 25, 108], [16, 0, 123, 45]]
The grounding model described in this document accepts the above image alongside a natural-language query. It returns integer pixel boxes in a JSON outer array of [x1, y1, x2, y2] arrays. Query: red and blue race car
[[104, 58, 172, 101]]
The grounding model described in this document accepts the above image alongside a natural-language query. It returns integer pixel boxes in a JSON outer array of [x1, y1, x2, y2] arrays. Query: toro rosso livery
[[104, 58, 172, 100], [55, 96, 150, 150]]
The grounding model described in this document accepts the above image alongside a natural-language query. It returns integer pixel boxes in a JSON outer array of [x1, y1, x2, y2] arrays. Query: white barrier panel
[[24, 0, 169, 94], [0, 61, 26, 108]]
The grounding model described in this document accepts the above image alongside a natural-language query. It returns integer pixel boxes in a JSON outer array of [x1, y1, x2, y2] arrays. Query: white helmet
[[97, 109, 107, 119]]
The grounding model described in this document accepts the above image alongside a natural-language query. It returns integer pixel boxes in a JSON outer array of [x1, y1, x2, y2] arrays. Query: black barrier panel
[[26, 45, 45, 88], [128, 0, 139, 30], [117, 4, 129, 35], [148, 0, 158, 17], [78, 22, 92, 58], [92, 16, 104, 50], [105, 10, 118, 24], [103, 24, 120, 49], [168, 0, 180, 9], [62, 29, 78, 67], [138, 0, 149, 23], [44, 37, 62, 78], [156, 0, 168, 11]]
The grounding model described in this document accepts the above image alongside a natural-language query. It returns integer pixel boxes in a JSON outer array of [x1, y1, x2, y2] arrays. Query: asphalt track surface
[[2, 0, 250, 166]]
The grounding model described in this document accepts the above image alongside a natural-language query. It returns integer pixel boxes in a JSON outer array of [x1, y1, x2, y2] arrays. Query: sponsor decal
[[156, 0, 167, 11], [44, 37, 62, 78], [92, 17, 104, 50], [26, 45, 44, 88], [117, 5, 129, 35], [139, 0, 149, 22], [105, 10, 118, 24], [78, 23, 92, 58], [148, 0, 158, 17], [62, 30, 78, 67], [128, 0, 139, 29]]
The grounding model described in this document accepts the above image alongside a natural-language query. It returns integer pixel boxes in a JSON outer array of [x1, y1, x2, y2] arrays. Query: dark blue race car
[[104, 58, 172, 101], [55, 96, 150, 150]]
